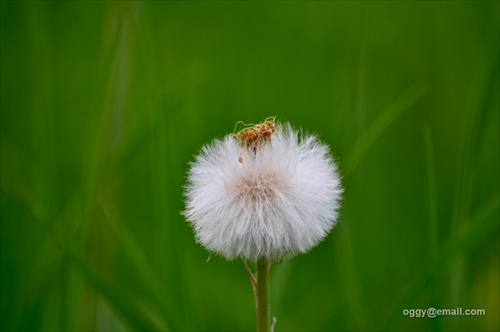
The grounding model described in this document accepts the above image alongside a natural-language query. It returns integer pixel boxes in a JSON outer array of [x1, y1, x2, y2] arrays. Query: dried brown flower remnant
[[235, 117, 276, 148]]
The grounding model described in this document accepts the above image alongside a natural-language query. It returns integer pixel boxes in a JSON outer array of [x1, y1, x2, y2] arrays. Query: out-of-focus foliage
[[1, 1, 498, 331]]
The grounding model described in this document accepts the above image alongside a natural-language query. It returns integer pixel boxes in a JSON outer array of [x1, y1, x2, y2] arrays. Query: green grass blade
[[384, 194, 499, 330], [69, 253, 166, 332], [100, 198, 173, 331], [344, 82, 427, 174]]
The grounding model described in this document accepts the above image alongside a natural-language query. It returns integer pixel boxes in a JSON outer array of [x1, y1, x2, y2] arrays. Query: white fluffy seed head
[[184, 122, 343, 261]]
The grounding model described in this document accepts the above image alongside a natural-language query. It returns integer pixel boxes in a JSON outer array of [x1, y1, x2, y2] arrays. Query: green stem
[[256, 258, 270, 332]]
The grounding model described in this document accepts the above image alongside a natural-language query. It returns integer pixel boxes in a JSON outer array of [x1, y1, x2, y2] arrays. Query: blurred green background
[[1, 1, 499, 331]]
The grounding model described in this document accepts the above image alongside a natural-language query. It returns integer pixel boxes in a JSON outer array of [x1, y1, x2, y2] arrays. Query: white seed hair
[[184, 123, 343, 261]]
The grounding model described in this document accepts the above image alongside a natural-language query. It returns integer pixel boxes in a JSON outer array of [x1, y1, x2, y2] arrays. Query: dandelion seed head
[[184, 119, 343, 261]]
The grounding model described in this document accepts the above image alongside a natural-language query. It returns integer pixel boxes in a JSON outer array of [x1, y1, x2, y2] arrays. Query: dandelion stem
[[256, 257, 270, 332]]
